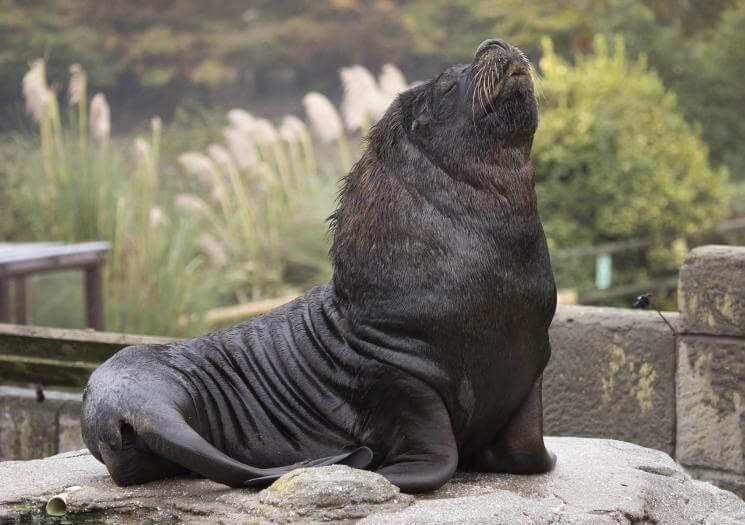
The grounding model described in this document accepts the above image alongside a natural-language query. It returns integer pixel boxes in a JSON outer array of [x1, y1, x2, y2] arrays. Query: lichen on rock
[[257, 465, 413, 522]]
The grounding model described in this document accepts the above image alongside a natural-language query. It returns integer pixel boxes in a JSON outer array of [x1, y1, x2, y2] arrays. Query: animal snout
[[476, 38, 510, 56]]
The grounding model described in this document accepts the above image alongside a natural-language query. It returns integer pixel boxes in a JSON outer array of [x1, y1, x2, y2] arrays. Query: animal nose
[[476, 38, 510, 56]]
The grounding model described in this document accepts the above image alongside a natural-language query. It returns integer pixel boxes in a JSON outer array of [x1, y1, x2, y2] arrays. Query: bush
[[534, 35, 730, 252], [533, 35, 731, 295], [682, 0, 745, 179]]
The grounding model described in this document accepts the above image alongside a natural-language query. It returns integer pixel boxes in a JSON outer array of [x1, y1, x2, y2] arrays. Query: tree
[[533, 36, 730, 252], [673, 0, 745, 179]]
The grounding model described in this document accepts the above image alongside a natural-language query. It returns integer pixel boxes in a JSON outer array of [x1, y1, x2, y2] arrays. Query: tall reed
[[20, 60, 216, 336], [175, 64, 409, 306]]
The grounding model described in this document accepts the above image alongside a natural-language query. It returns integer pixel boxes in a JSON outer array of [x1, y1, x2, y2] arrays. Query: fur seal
[[81, 37, 557, 493]]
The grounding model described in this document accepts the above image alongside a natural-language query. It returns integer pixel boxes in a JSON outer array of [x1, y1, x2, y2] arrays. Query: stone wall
[[0, 245, 743, 499], [544, 305, 677, 456], [675, 245, 745, 498]]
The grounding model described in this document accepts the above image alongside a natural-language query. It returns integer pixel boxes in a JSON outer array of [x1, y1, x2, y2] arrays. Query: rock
[[678, 245, 745, 337], [361, 438, 745, 524], [1, 437, 743, 524], [257, 464, 412, 522]]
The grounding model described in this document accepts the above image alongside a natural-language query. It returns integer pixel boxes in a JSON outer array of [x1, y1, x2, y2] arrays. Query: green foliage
[[673, 0, 745, 178], [0, 136, 35, 240], [1, 0, 742, 185], [602, 0, 745, 178], [534, 36, 730, 267]]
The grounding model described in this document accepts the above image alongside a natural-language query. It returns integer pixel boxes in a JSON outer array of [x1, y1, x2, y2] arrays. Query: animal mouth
[[471, 40, 532, 115], [507, 63, 530, 78], [474, 61, 528, 114]]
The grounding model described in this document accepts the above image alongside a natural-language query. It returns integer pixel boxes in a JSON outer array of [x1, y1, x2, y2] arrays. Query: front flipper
[[374, 382, 458, 493], [465, 374, 556, 474], [243, 446, 373, 487]]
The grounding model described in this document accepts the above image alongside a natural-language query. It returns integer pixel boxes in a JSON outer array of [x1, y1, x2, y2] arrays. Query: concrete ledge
[[546, 305, 677, 455]]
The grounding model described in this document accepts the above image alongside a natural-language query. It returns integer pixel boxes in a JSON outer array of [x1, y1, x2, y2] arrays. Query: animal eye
[[442, 82, 456, 94]]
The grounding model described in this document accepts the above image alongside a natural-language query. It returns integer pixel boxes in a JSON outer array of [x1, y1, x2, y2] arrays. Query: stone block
[[678, 245, 745, 337], [545, 305, 677, 455], [677, 335, 745, 475], [0, 386, 82, 461], [0, 386, 60, 461]]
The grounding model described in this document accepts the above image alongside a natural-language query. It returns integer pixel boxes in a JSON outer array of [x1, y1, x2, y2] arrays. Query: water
[[0, 509, 177, 525]]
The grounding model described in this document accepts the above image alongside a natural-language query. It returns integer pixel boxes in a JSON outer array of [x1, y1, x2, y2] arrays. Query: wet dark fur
[[82, 39, 557, 493]]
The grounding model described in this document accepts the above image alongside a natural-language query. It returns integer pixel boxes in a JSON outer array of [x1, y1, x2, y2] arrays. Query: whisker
[[474, 68, 488, 115], [487, 68, 497, 111], [529, 64, 544, 103], [479, 75, 488, 115], [471, 84, 479, 135]]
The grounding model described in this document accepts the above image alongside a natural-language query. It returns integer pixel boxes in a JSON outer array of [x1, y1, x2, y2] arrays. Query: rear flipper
[[243, 447, 373, 487], [98, 412, 372, 488]]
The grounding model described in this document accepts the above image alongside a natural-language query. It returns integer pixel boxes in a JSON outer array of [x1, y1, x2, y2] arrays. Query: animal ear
[[410, 94, 430, 133]]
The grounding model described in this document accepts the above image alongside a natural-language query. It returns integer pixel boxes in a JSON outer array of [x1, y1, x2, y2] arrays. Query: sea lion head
[[400, 38, 537, 170], [331, 38, 544, 312]]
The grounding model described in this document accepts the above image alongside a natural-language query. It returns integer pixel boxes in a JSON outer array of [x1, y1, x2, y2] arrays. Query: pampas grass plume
[[175, 193, 210, 217], [148, 206, 168, 232], [197, 233, 228, 267], [227, 109, 256, 134], [252, 118, 279, 144], [207, 144, 232, 167], [22, 59, 51, 124], [379, 63, 408, 104], [178, 151, 218, 187], [302, 92, 343, 143], [279, 115, 308, 144], [133, 137, 151, 165], [90, 93, 111, 145], [68, 64, 87, 105], [341, 65, 388, 131], [223, 126, 258, 170]]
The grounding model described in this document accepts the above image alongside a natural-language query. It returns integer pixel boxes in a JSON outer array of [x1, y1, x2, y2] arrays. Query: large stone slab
[[546, 306, 677, 455], [678, 245, 745, 337], [677, 336, 745, 476], [1, 437, 743, 524]]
